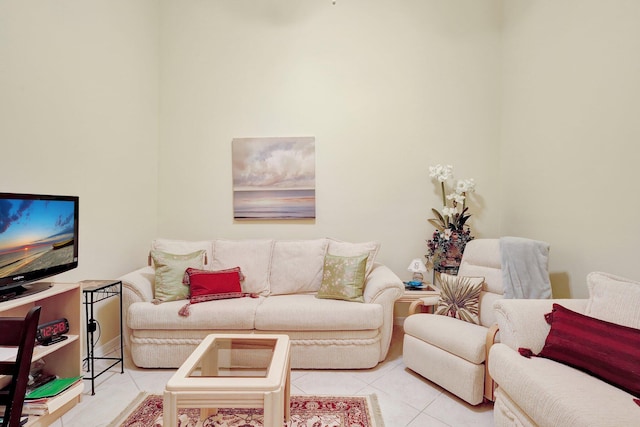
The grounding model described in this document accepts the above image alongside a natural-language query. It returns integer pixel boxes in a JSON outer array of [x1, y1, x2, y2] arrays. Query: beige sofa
[[120, 238, 404, 369], [489, 272, 640, 427]]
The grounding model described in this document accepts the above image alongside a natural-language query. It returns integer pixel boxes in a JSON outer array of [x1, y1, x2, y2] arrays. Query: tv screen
[[0, 193, 79, 300]]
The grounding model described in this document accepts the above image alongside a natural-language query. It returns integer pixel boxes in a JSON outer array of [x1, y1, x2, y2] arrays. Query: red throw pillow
[[530, 303, 640, 398], [183, 267, 244, 303]]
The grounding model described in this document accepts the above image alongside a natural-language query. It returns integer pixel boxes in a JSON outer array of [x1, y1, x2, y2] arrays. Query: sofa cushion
[[211, 239, 273, 296], [490, 343, 639, 427], [316, 253, 368, 303], [254, 294, 383, 331], [150, 250, 205, 302], [586, 271, 640, 329], [269, 239, 328, 295], [327, 238, 380, 276], [434, 274, 483, 324], [151, 238, 213, 267], [534, 303, 640, 398], [403, 313, 488, 364], [128, 297, 261, 330]]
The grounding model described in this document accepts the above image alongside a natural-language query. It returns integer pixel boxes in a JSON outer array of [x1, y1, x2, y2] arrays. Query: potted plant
[[426, 164, 477, 274]]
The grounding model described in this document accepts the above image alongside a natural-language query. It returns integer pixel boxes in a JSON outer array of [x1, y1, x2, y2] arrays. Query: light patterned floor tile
[[58, 325, 494, 426], [292, 370, 370, 395], [423, 392, 494, 427], [407, 411, 453, 427], [369, 363, 443, 411], [358, 385, 422, 427]]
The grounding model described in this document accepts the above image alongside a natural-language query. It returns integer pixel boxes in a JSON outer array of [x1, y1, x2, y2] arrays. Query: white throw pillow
[[585, 271, 640, 329], [269, 239, 328, 295], [211, 239, 274, 296]]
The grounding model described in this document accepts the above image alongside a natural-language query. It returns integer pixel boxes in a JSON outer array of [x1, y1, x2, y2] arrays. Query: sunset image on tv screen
[[0, 199, 76, 277]]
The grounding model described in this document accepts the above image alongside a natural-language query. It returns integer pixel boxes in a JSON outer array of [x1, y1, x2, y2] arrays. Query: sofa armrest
[[363, 263, 404, 361], [120, 266, 155, 303], [363, 263, 404, 304], [118, 266, 155, 348], [494, 298, 588, 353], [484, 323, 500, 401]]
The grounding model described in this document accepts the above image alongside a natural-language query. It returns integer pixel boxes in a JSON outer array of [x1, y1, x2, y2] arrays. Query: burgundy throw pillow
[[183, 267, 244, 303], [534, 303, 640, 398]]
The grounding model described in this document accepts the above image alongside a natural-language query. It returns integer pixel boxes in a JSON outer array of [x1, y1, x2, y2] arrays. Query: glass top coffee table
[[163, 334, 291, 427]]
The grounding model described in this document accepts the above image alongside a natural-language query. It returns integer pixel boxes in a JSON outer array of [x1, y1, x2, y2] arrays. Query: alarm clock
[[36, 318, 70, 346]]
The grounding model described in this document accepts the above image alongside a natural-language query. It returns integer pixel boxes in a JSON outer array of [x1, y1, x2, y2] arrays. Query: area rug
[[108, 392, 384, 427]]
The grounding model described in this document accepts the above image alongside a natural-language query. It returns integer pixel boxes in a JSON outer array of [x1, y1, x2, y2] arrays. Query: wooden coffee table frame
[[163, 334, 291, 427]]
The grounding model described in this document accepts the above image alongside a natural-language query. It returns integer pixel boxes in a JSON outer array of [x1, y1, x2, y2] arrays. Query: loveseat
[[120, 238, 404, 370], [489, 272, 640, 427]]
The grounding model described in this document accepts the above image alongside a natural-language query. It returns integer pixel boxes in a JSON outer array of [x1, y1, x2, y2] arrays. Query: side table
[[81, 280, 124, 395], [399, 283, 440, 315]]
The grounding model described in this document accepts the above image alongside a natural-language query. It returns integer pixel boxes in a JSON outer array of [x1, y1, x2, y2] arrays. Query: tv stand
[[0, 283, 83, 426], [0, 282, 52, 303]]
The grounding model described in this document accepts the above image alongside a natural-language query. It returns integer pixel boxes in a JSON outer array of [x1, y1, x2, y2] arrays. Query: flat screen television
[[0, 192, 79, 302]]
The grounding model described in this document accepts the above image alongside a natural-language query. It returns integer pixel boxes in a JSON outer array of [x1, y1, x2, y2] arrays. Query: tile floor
[[55, 326, 494, 427]]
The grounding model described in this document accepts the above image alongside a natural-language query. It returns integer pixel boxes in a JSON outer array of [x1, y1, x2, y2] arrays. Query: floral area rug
[[108, 392, 384, 427]]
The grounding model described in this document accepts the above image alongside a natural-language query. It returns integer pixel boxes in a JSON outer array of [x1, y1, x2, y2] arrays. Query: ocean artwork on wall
[[232, 137, 316, 220]]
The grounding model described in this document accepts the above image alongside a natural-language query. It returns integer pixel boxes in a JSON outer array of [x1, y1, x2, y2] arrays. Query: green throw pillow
[[434, 273, 484, 324], [151, 249, 205, 302], [316, 253, 369, 303]]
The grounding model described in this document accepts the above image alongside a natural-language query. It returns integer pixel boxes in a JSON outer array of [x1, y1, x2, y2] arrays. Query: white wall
[[501, 1, 640, 297], [158, 0, 503, 280], [0, 1, 160, 281], [0, 1, 159, 346], [3, 0, 637, 308]]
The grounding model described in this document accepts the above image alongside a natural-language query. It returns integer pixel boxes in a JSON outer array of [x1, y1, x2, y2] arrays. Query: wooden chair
[[0, 306, 41, 427]]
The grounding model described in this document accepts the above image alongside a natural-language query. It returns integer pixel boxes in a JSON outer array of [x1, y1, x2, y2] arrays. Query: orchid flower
[[428, 164, 476, 232]]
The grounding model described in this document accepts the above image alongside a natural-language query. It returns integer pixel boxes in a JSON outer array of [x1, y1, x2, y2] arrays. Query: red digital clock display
[[36, 318, 70, 345]]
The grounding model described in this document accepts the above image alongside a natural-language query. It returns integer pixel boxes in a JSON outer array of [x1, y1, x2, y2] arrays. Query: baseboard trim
[[83, 335, 122, 359]]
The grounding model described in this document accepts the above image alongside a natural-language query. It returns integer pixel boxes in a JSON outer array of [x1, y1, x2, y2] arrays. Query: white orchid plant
[[426, 164, 477, 272], [428, 164, 476, 232]]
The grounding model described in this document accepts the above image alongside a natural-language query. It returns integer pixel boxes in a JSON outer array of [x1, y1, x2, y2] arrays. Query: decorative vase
[[427, 229, 473, 276], [436, 246, 461, 275]]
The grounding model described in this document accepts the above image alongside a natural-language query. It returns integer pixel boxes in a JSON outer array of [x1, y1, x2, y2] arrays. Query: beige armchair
[[402, 238, 549, 405]]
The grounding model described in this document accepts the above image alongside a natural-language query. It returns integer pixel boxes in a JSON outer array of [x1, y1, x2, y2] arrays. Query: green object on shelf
[[25, 376, 82, 400]]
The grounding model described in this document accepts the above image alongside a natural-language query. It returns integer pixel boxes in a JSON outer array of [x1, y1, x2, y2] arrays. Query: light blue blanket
[[500, 236, 551, 299]]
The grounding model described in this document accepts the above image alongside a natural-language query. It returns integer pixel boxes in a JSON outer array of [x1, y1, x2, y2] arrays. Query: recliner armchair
[[402, 238, 549, 405]]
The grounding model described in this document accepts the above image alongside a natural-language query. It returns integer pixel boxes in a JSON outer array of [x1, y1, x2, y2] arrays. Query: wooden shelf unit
[[0, 282, 83, 427]]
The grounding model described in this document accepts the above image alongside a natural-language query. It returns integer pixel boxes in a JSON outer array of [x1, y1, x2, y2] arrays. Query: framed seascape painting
[[232, 137, 316, 220]]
